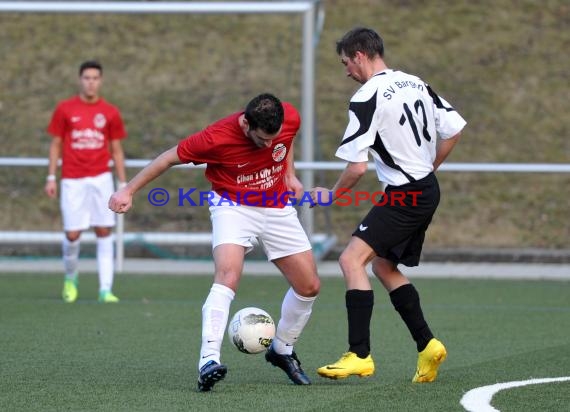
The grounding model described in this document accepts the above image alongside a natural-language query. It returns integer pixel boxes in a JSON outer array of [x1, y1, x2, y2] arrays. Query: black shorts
[[352, 172, 440, 267]]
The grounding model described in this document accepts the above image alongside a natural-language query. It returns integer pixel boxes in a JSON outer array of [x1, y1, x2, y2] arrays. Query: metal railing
[[1, 156, 569, 270]]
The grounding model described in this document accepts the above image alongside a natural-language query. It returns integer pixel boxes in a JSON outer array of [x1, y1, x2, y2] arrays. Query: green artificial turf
[[1, 273, 569, 411]]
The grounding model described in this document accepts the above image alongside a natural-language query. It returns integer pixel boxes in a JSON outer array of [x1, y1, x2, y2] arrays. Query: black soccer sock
[[389, 284, 434, 352], [346, 289, 374, 358]]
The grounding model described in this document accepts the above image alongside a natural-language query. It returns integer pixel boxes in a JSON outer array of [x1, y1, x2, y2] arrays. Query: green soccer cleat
[[317, 352, 375, 379], [98, 291, 120, 303], [62, 279, 78, 303], [412, 338, 447, 383]]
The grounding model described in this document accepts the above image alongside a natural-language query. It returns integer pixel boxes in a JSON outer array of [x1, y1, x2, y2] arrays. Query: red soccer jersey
[[176, 102, 301, 208], [47, 96, 127, 179]]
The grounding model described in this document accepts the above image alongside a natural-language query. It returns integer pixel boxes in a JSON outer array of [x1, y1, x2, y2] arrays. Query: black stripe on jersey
[[340, 91, 377, 146], [370, 131, 416, 183], [426, 85, 455, 112]]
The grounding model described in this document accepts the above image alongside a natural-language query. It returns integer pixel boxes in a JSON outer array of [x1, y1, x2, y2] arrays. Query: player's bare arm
[[44, 136, 62, 198], [110, 139, 127, 185], [109, 145, 181, 213], [284, 143, 303, 199], [433, 133, 461, 172], [310, 161, 367, 205]]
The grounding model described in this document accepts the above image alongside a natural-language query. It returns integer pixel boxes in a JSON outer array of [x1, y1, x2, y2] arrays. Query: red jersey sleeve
[[177, 127, 217, 165], [47, 103, 66, 138], [176, 115, 238, 164], [108, 108, 127, 140]]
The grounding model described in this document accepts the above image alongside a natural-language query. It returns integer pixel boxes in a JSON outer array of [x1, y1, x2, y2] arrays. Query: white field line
[[460, 376, 570, 412]]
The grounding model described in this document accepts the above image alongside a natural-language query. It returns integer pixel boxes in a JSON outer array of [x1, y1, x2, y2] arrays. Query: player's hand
[[109, 187, 133, 214], [285, 174, 304, 200], [44, 180, 57, 198], [309, 187, 333, 208]]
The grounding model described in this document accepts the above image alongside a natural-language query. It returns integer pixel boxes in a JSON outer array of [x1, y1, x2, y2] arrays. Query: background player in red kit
[[109, 93, 320, 392], [44, 60, 127, 304]]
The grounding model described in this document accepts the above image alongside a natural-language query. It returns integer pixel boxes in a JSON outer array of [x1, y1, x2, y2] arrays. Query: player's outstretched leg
[[412, 338, 447, 383], [317, 352, 375, 379], [265, 344, 311, 385], [197, 360, 228, 392]]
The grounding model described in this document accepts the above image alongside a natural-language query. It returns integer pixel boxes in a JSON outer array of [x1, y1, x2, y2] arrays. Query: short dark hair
[[79, 60, 103, 76], [336, 27, 384, 59], [244, 93, 284, 135]]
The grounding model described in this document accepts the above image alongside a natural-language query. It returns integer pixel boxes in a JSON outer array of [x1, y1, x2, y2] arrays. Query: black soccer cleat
[[197, 360, 228, 392], [265, 346, 311, 385]]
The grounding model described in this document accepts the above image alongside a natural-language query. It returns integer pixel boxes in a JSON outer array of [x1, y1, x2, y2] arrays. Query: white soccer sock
[[198, 283, 235, 370], [272, 287, 317, 355], [97, 236, 114, 292], [62, 238, 80, 281]]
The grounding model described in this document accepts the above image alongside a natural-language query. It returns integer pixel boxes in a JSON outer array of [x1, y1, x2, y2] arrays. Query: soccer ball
[[227, 307, 276, 354]]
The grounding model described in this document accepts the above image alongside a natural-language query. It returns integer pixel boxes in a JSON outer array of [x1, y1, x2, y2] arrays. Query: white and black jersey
[[336, 69, 466, 186]]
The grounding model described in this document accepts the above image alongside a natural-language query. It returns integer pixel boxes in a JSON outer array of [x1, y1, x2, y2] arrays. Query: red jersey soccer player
[[109, 93, 320, 392], [45, 60, 127, 304]]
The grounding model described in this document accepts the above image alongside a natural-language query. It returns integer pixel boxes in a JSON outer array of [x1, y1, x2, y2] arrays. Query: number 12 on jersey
[[399, 100, 432, 146]]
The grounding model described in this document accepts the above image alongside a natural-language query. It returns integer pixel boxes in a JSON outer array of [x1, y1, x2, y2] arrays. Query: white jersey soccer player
[[336, 69, 466, 186], [314, 27, 466, 383]]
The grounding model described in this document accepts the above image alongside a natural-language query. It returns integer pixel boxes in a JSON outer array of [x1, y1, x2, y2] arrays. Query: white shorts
[[60, 172, 116, 231], [209, 192, 312, 261]]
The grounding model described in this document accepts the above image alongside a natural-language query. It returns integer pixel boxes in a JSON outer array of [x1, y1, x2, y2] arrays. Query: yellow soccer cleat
[[98, 291, 120, 303], [317, 352, 375, 379], [412, 338, 447, 383], [62, 279, 78, 303]]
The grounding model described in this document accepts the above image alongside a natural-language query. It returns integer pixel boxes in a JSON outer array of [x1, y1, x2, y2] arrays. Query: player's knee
[[339, 250, 363, 273], [65, 232, 81, 242], [372, 258, 399, 278], [305, 276, 321, 297], [293, 275, 320, 297], [94, 227, 112, 237]]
